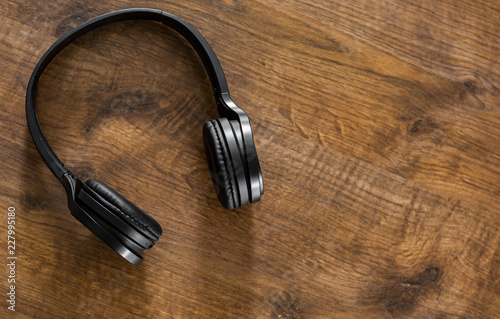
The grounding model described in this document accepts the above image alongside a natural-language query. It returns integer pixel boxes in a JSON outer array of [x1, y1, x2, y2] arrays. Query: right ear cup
[[203, 118, 249, 209], [85, 179, 162, 241]]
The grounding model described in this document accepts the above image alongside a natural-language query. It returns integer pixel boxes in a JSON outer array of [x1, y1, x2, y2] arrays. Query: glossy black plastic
[[25, 8, 264, 265]]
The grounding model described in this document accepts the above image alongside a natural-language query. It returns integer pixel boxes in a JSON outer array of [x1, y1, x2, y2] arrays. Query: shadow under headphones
[[25, 8, 264, 265]]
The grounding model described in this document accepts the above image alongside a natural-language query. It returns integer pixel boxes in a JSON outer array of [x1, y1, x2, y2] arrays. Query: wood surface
[[0, 0, 499, 318]]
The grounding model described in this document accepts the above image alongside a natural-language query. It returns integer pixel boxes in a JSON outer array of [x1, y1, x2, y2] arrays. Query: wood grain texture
[[0, 0, 499, 318]]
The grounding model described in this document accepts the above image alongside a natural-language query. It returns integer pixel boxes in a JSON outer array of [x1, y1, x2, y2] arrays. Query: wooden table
[[1, 0, 499, 318]]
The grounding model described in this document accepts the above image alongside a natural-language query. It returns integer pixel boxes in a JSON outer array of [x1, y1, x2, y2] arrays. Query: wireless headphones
[[26, 8, 264, 265]]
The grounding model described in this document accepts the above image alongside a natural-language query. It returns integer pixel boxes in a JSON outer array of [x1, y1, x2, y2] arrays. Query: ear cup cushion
[[85, 179, 162, 241], [203, 120, 240, 209]]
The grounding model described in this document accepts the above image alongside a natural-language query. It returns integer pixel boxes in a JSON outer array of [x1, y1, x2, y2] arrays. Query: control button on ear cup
[[85, 179, 162, 241]]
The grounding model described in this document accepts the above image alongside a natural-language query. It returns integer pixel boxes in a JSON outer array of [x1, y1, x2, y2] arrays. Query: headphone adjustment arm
[[59, 171, 78, 204]]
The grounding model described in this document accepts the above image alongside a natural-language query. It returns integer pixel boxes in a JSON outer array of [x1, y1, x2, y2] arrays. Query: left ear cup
[[85, 179, 162, 241], [203, 118, 249, 209]]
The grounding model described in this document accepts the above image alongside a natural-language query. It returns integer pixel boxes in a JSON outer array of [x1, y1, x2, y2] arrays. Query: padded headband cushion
[[85, 179, 162, 241], [203, 120, 239, 209]]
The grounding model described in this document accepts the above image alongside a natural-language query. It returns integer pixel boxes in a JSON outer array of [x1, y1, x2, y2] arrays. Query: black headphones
[[26, 8, 264, 265]]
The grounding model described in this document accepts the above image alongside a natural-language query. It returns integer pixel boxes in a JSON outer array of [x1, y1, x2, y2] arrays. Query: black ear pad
[[203, 118, 251, 209], [85, 179, 162, 241], [203, 119, 239, 209]]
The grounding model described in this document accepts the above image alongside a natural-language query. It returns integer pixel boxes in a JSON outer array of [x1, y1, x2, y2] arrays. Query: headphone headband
[[25, 8, 263, 264], [26, 8, 230, 180]]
